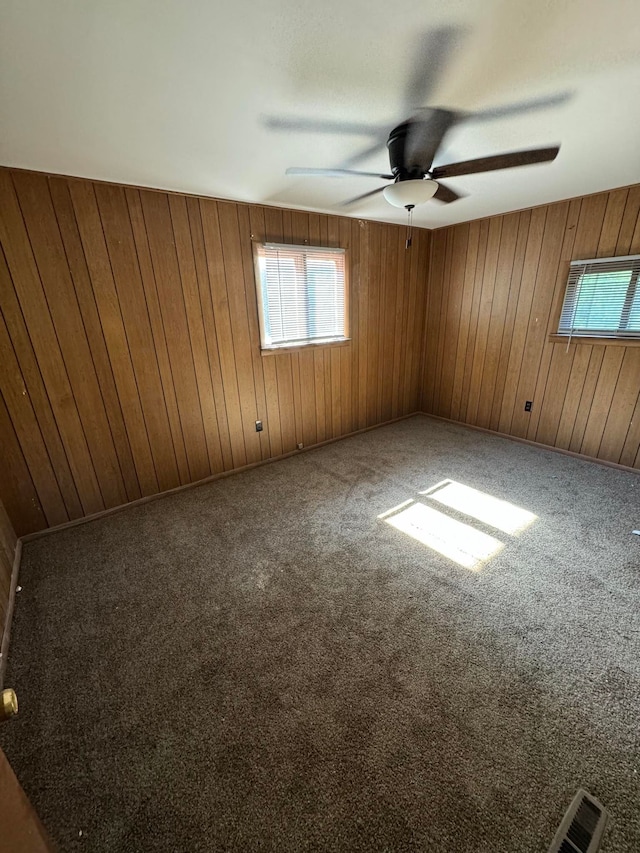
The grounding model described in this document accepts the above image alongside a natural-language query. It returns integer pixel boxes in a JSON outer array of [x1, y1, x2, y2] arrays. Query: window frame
[[253, 241, 350, 355], [550, 254, 640, 347]]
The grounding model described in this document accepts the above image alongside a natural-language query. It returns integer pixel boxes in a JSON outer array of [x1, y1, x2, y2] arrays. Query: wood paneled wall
[[0, 499, 18, 650], [0, 168, 430, 535], [421, 185, 640, 469], [4, 164, 637, 538]]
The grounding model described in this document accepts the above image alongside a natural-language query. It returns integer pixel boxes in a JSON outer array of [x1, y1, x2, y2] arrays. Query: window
[[254, 243, 348, 350], [557, 254, 640, 340]]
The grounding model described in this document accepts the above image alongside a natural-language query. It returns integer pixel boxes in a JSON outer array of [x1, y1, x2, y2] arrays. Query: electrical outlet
[[255, 420, 263, 432], [524, 401, 533, 412]]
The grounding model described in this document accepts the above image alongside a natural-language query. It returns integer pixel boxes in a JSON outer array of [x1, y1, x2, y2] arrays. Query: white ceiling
[[1, 0, 639, 228]]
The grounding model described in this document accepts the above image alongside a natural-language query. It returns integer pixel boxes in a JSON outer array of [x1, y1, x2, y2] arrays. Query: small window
[[558, 254, 640, 339], [254, 243, 348, 350]]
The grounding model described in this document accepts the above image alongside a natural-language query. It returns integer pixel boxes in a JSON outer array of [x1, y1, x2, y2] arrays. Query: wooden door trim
[[0, 539, 22, 691]]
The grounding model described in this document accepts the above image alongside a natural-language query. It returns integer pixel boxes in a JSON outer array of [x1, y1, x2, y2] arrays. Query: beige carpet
[[1, 415, 639, 852]]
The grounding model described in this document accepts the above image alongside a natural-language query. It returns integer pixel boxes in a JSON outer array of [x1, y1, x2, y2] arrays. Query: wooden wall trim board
[[20, 412, 420, 543], [419, 412, 640, 477], [17, 402, 640, 549], [0, 499, 20, 690], [0, 166, 430, 536], [421, 184, 640, 471]]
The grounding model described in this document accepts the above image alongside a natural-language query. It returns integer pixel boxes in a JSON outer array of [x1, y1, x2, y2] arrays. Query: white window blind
[[254, 243, 347, 349], [558, 254, 640, 339]]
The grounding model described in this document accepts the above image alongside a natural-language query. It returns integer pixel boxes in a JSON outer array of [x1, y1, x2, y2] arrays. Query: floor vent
[[548, 789, 608, 853]]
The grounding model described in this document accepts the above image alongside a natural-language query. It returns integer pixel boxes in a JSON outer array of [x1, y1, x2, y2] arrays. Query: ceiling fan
[[266, 27, 566, 210], [286, 132, 560, 209]]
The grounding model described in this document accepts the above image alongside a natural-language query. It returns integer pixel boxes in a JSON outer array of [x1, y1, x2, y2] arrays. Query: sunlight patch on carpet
[[380, 500, 504, 570], [421, 480, 537, 534]]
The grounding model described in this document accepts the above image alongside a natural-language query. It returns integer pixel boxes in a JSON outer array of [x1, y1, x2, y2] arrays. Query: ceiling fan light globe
[[383, 179, 438, 208]]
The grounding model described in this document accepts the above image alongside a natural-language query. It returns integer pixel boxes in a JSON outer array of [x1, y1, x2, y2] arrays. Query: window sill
[[260, 338, 351, 357], [548, 334, 640, 348]]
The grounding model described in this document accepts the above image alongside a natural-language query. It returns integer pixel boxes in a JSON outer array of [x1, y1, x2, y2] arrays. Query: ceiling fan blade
[[338, 139, 389, 170], [432, 146, 560, 179], [405, 108, 457, 172], [466, 91, 572, 123], [433, 181, 462, 203], [339, 186, 387, 207], [287, 167, 394, 179], [263, 116, 384, 137], [404, 26, 464, 113]]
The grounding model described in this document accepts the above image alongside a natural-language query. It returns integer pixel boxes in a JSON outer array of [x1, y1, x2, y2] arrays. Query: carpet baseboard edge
[[419, 412, 640, 476], [20, 413, 421, 544]]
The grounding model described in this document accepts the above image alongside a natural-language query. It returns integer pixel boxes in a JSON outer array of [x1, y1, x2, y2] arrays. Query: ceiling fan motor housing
[[387, 109, 458, 181], [387, 123, 422, 180]]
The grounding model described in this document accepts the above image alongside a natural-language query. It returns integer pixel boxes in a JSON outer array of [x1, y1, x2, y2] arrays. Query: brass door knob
[[1, 688, 18, 721]]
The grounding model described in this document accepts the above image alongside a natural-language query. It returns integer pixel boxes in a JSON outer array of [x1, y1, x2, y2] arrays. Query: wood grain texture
[[0, 167, 430, 535], [421, 185, 640, 469]]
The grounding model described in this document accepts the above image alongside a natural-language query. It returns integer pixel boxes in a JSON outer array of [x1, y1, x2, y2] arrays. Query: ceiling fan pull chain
[[406, 204, 414, 249]]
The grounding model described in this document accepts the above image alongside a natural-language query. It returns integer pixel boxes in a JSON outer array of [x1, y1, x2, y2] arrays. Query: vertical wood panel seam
[[570, 348, 604, 449], [206, 201, 248, 464], [46, 177, 131, 501], [187, 199, 226, 469], [418, 230, 434, 410], [125, 188, 189, 483], [0, 304, 65, 523], [435, 228, 454, 410], [450, 223, 477, 417], [166, 197, 211, 476], [488, 213, 520, 421], [0, 387, 45, 527], [443, 225, 467, 417], [491, 212, 531, 425], [94, 184, 162, 489], [603, 350, 640, 462], [10, 173, 105, 511], [0, 242, 79, 520], [600, 189, 629, 257], [533, 201, 582, 446], [53, 178, 142, 501], [562, 347, 593, 447], [136, 193, 196, 481], [196, 199, 236, 466], [506, 208, 548, 433], [521, 202, 570, 437], [615, 383, 640, 465], [592, 351, 626, 459], [475, 217, 505, 411], [238, 207, 269, 455]]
